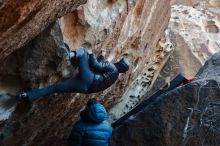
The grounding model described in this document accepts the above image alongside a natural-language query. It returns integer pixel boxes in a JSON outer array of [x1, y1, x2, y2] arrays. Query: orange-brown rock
[[0, 0, 87, 60]]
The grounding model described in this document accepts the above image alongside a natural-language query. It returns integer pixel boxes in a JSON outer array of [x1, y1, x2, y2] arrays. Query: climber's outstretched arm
[[89, 54, 112, 72]]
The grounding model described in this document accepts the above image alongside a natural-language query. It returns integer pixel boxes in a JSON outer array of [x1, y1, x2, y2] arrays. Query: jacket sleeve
[[89, 54, 113, 72], [68, 123, 84, 146]]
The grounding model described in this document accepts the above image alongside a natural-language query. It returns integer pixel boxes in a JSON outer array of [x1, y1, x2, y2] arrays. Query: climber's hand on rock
[[87, 48, 93, 55], [16, 92, 28, 102], [76, 48, 85, 57]]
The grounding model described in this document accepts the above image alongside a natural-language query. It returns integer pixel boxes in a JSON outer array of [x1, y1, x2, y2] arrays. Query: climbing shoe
[[16, 92, 28, 102]]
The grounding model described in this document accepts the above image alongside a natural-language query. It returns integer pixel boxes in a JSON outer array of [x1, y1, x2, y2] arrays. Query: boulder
[[111, 53, 220, 146]]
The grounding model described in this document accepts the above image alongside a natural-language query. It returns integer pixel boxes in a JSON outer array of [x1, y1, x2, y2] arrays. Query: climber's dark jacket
[[22, 49, 129, 102], [86, 54, 119, 93], [68, 103, 112, 146]]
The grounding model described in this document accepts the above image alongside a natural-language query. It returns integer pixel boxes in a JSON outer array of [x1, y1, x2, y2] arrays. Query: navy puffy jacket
[[68, 103, 112, 146], [86, 54, 119, 93]]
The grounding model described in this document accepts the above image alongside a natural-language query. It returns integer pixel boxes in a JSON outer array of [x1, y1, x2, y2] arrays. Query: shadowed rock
[[111, 53, 220, 146]]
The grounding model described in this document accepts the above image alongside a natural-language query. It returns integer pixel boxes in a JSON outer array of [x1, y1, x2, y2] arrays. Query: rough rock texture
[[0, 21, 70, 132], [0, 0, 87, 60], [18, 22, 68, 88], [0, 23, 75, 143], [146, 3, 220, 106], [100, 0, 172, 122], [168, 5, 220, 65], [111, 52, 220, 146], [109, 2, 220, 122], [1, 93, 92, 146], [172, 0, 220, 8], [61, 0, 127, 50]]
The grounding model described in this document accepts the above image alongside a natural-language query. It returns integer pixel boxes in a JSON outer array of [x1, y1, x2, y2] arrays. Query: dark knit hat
[[114, 58, 129, 73]]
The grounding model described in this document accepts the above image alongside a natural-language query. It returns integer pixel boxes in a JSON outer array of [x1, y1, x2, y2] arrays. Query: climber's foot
[[16, 92, 28, 102]]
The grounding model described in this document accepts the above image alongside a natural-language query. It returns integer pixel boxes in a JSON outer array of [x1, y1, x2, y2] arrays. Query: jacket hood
[[114, 58, 129, 73], [80, 103, 107, 123]]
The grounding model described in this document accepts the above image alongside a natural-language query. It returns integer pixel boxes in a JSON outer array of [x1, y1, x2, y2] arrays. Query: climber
[[68, 98, 112, 146], [16, 46, 129, 102]]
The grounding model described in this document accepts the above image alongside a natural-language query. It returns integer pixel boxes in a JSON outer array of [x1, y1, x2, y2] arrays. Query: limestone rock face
[[209, 0, 220, 7], [111, 52, 220, 146], [147, 4, 220, 98], [172, 0, 220, 8], [108, 2, 220, 122], [168, 5, 220, 65], [0, 0, 87, 60]]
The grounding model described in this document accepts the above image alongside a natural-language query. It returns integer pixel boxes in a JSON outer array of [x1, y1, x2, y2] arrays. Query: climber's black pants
[[27, 48, 94, 102]]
